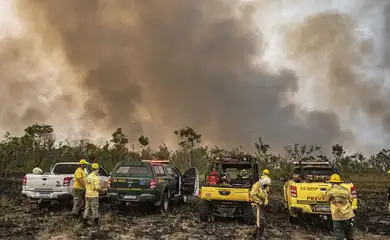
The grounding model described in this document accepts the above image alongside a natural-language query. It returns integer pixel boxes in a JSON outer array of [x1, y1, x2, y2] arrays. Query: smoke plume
[[0, 0, 388, 152]]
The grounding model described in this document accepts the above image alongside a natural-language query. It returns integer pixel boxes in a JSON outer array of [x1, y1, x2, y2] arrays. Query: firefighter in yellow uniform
[[250, 177, 270, 239], [325, 174, 355, 240], [83, 163, 101, 226], [72, 159, 88, 218]]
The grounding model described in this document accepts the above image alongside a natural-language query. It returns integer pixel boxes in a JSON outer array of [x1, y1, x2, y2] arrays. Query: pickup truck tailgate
[[24, 174, 73, 192], [295, 183, 331, 203], [200, 187, 250, 201], [290, 182, 357, 213]]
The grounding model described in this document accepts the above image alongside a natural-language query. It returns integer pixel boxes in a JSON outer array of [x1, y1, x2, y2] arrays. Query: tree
[[138, 135, 149, 147], [152, 141, 171, 160], [284, 144, 321, 162], [174, 127, 202, 167], [255, 137, 272, 169], [22, 124, 55, 170], [110, 128, 129, 165], [138, 135, 151, 159], [110, 128, 129, 148]]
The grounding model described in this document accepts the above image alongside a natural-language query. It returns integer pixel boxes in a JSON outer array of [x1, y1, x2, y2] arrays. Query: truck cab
[[282, 161, 358, 223]]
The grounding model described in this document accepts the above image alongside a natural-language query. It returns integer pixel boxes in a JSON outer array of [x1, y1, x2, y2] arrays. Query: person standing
[[83, 163, 101, 226], [72, 159, 89, 218], [250, 177, 270, 240], [325, 173, 355, 240]]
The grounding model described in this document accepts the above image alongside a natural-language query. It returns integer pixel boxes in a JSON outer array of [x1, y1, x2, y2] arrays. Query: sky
[[0, 0, 389, 154]]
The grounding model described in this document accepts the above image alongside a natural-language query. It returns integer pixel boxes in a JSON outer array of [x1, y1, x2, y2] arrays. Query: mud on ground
[[1, 179, 389, 240]]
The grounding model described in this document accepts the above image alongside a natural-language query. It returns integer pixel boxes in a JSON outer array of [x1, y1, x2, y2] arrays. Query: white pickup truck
[[22, 162, 110, 206]]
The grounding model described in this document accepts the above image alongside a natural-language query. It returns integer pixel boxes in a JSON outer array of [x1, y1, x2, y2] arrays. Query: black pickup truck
[[107, 160, 199, 212]]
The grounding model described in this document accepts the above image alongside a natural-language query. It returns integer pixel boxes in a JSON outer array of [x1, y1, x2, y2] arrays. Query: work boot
[[252, 226, 265, 240], [82, 218, 89, 227], [93, 218, 99, 227]]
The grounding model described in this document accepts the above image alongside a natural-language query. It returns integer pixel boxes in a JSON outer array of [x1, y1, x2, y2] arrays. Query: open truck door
[[182, 167, 199, 201]]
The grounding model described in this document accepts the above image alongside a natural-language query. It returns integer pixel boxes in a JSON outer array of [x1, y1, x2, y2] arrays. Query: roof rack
[[141, 160, 170, 164], [293, 161, 330, 167], [213, 156, 255, 162]]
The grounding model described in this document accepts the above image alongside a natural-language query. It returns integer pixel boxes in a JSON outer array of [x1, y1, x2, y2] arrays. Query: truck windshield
[[293, 168, 335, 176], [114, 165, 152, 177], [53, 164, 79, 174]]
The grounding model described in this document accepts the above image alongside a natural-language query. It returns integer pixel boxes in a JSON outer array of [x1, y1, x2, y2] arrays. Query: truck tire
[[243, 205, 255, 225], [199, 200, 210, 222], [287, 209, 298, 225], [161, 190, 171, 213]]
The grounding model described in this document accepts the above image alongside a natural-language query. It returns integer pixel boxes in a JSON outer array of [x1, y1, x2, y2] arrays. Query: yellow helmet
[[329, 173, 342, 183], [91, 163, 99, 170], [79, 159, 89, 165], [263, 169, 269, 175], [387, 170, 390, 174]]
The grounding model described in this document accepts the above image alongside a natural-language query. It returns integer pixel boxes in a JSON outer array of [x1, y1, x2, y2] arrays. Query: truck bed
[[22, 173, 74, 199]]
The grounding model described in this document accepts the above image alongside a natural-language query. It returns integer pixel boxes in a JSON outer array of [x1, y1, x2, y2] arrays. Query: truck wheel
[[199, 200, 210, 222], [243, 205, 255, 225], [287, 209, 298, 225], [161, 190, 171, 213]]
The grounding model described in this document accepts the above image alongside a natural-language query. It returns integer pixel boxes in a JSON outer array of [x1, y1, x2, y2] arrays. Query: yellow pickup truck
[[283, 161, 358, 224], [198, 156, 259, 225]]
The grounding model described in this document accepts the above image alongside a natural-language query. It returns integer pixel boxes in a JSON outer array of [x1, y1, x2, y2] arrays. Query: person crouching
[[83, 163, 101, 227]]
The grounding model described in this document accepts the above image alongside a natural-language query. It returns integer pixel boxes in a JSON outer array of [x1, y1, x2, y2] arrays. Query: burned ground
[[1, 179, 389, 240]]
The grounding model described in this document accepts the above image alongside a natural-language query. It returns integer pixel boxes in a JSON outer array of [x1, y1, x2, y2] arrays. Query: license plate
[[314, 205, 330, 212], [124, 195, 136, 200], [38, 192, 51, 197]]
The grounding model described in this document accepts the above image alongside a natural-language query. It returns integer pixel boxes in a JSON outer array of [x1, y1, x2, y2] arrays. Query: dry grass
[[0, 179, 389, 239]]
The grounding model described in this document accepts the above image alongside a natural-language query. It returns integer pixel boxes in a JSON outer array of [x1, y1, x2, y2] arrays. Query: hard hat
[[263, 169, 269, 175], [91, 163, 99, 170], [32, 167, 43, 174], [79, 159, 89, 165], [259, 177, 271, 186], [329, 173, 342, 183], [387, 170, 390, 174]]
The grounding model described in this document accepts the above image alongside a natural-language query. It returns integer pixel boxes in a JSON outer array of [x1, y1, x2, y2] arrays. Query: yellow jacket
[[325, 185, 355, 221], [73, 167, 86, 190], [250, 181, 268, 206], [85, 171, 101, 198]]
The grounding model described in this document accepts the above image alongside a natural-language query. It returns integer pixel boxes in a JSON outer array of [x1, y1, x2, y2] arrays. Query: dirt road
[[1, 179, 389, 240]]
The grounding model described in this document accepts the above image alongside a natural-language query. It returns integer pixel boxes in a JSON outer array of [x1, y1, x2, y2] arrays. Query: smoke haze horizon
[[0, 0, 388, 154]]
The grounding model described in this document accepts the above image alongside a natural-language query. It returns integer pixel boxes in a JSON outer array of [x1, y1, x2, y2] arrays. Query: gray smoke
[[2, 0, 351, 151]]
